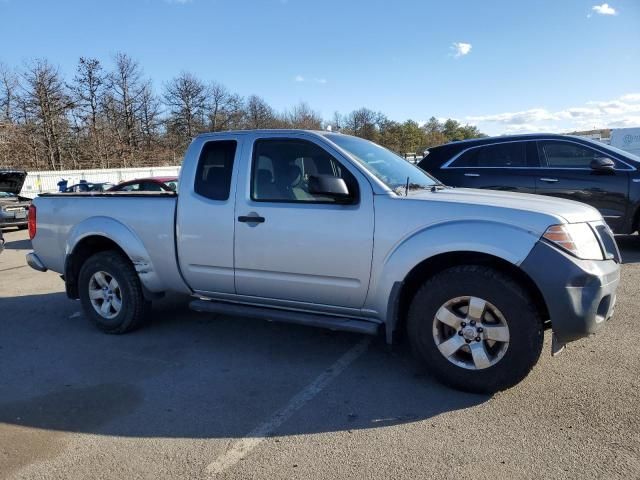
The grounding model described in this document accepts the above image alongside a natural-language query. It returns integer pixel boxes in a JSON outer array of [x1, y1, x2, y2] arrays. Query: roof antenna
[[405, 176, 410, 197]]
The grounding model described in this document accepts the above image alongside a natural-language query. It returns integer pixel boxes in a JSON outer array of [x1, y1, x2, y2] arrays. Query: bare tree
[[22, 59, 72, 170], [343, 107, 385, 141], [138, 81, 161, 149], [69, 57, 105, 166], [284, 102, 323, 130], [244, 95, 276, 129], [107, 53, 146, 151], [163, 72, 207, 139], [0, 54, 486, 171], [0, 63, 19, 122], [207, 82, 239, 132]]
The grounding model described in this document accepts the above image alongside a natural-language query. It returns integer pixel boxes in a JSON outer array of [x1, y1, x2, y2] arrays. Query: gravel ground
[[1, 228, 639, 480]]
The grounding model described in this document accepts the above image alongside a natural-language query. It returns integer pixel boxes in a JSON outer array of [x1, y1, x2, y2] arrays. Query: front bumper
[[521, 241, 620, 344]]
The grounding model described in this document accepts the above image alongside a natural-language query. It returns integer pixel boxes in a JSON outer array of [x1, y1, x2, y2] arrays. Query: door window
[[451, 142, 528, 168], [194, 140, 237, 200], [251, 139, 358, 203], [539, 141, 615, 168]]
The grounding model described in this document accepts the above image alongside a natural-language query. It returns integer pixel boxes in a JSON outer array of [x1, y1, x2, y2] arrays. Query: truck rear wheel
[[407, 265, 543, 394], [78, 251, 150, 334]]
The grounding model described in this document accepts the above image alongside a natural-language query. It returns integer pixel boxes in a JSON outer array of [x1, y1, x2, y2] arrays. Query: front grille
[[592, 222, 621, 262]]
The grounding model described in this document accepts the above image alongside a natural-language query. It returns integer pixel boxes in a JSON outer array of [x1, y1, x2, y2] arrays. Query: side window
[[539, 141, 615, 168], [141, 181, 163, 192], [452, 143, 527, 168], [251, 139, 358, 203], [121, 183, 141, 192], [194, 140, 237, 200]]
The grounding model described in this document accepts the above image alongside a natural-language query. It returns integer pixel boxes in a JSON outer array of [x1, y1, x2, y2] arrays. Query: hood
[[407, 187, 602, 225], [0, 170, 27, 195]]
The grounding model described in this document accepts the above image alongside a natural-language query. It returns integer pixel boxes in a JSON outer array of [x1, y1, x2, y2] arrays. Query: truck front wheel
[[78, 251, 150, 334], [407, 265, 544, 394]]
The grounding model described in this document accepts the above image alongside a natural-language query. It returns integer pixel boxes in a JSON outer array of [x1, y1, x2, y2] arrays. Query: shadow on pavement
[[616, 234, 640, 264], [0, 292, 486, 440], [3, 238, 32, 250]]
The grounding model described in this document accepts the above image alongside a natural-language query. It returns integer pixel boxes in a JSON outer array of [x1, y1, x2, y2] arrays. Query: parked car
[[63, 182, 114, 193], [418, 133, 640, 234], [0, 169, 31, 229], [108, 176, 178, 192], [26, 130, 620, 393]]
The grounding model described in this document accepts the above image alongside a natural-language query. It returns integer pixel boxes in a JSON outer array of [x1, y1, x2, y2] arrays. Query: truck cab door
[[176, 136, 241, 294], [233, 134, 374, 309]]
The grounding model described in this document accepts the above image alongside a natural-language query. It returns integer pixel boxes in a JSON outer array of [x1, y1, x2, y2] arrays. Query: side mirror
[[308, 174, 352, 202], [590, 157, 615, 172]]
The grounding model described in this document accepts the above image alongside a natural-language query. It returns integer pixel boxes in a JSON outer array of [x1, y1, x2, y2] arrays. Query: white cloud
[[592, 3, 617, 15], [466, 93, 640, 135], [451, 42, 472, 58], [293, 75, 327, 84], [621, 93, 640, 102]]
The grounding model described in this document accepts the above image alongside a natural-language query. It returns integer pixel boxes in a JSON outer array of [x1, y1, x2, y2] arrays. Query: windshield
[[325, 134, 439, 194]]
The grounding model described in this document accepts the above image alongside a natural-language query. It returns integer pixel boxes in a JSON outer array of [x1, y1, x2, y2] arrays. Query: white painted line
[[205, 337, 372, 476], [69, 311, 82, 319]]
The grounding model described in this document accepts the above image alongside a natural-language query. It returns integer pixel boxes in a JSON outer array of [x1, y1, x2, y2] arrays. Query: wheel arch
[[64, 217, 163, 299], [389, 251, 550, 343]]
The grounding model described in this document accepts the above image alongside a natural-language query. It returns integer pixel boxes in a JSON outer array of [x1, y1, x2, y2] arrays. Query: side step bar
[[189, 299, 380, 336]]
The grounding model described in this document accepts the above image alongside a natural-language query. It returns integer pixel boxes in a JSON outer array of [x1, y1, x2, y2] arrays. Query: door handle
[[539, 178, 559, 183], [464, 173, 480, 177], [238, 215, 265, 223]]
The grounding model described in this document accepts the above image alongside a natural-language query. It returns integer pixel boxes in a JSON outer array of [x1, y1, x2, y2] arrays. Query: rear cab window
[[194, 140, 238, 200]]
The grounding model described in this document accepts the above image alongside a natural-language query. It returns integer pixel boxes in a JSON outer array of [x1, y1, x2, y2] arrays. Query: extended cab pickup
[[26, 130, 621, 393]]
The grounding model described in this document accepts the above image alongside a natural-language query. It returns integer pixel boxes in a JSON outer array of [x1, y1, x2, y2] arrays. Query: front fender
[[66, 216, 164, 293], [364, 219, 540, 327]]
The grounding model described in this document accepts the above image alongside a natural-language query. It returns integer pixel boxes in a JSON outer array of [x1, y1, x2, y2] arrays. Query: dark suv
[[418, 134, 640, 234]]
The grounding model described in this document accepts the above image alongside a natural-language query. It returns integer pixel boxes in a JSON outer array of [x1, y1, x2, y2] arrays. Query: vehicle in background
[[610, 127, 640, 158], [418, 133, 640, 234], [108, 177, 178, 192], [0, 169, 31, 230], [63, 182, 115, 193], [26, 130, 620, 393]]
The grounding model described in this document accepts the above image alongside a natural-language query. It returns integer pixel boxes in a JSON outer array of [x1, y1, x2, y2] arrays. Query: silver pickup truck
[[26, 130, 621, 393]]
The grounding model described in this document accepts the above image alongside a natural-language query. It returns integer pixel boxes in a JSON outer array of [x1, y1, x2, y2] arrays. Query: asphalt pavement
[[1, 228, 639, 479]]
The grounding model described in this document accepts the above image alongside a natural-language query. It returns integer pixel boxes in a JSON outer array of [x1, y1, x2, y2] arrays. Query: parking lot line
[[205, 336, 372, 477]]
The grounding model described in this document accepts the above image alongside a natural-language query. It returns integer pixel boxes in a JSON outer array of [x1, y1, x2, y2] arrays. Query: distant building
[[610, 128, 640, 157], [569, 128, 611, 145]]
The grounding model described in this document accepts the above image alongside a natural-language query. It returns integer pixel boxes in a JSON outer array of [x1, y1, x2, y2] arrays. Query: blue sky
[[0, 0, 638, 135]]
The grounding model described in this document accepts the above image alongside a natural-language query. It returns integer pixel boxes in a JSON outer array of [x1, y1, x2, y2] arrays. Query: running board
[[189, 299, 379, 336]]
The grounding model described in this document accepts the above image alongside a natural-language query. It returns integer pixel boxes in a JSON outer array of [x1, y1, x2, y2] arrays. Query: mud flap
[[552, 333, 566, 356]]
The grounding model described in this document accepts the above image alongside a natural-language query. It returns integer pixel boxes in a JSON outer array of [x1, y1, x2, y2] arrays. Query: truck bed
[[31, 192, 189, 295]]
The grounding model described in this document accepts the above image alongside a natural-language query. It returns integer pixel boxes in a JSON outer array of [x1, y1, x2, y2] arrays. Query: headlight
[[542, 223, 604, 260]]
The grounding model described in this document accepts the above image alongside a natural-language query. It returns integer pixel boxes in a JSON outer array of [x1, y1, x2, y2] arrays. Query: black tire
[[78, 251, 150, 334], [407, 265, 543, 394]]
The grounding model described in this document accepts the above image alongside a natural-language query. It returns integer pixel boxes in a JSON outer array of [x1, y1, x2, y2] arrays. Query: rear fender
[[65, 216, 163, 293]]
